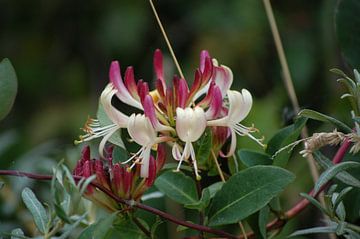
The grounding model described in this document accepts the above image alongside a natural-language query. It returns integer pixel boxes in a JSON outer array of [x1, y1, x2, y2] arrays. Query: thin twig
[[149, 0, 185, 79], [261, 0, 320, 185]]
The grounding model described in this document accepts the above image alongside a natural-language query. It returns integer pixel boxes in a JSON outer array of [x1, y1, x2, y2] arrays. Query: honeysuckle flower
[[126, 113, 172, 178], [207, 89, 264, 157], [175, 106, 207, 179]]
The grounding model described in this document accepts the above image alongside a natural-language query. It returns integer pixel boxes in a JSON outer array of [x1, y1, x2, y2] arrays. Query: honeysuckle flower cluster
[[73, 144, 166, 209], [76, 49, 263, 180]]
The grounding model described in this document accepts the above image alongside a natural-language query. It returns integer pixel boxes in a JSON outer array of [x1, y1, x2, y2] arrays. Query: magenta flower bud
[[124, 66, 140, 101], [83, 160, 94, 194], [156, 78, 165, 100], [123, 167, 133, 196], [111, 163, 124, 196], [156, 143, 166, 173], [153, 49, 166, 90], [94, 160, 110, 190], [146, 155, 157, 187], [178, 78, 189, 108]]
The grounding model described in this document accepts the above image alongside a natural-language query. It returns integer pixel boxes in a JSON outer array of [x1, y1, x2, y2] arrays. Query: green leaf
[[247, 206, 269, 239], [314, 161, 360, 194], [334, 186, 353, 211], [313, 151, 360, 187], [332, 193, 346, 221], [207, 166, 295, 226], [21, 187, 49, 234], [266, 117, 307, 167], [300, 193, 329, 216], [288, 225, 338, 237], [10, 228, 25, 239], [195, 128, 213, 169], [298, 109, 352, 133], [112, 146, 129, 164], [57, 213, 88, 239], [97, 101, 125, 148], [155, 171, 198, 205], [112, 217, 147, 239], [0, 181, 4, 190], [0, 58, 17, 121], [335, 0, 360, 70], [185, 182, 224, 211], [78, 224, 96, 239], [238, 149, 272, 167], [93, 213, 118, 239]]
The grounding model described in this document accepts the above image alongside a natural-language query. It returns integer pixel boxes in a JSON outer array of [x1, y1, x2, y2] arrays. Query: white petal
[[227, 89, 252, 124], [220, 129, 237, 158], [140, 146, 152, 178], [127, 114, 157, 146], [176, 107, 207, 142]]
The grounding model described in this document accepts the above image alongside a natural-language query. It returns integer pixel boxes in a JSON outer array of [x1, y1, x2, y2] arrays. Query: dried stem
[[149, 0, 185, 79]]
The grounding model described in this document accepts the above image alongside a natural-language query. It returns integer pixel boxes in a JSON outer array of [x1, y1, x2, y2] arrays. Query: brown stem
[[0, 170, 239, 239]]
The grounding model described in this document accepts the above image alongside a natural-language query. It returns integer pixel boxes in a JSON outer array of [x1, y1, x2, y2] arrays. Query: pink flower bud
[[146, 156, 157, 187], [156, 143, 166, 173]]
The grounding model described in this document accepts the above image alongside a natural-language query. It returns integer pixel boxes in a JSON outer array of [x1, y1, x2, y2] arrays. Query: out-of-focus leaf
[[154, 171, 198, 205], [93, 213, 118, 239], [21, 187, 49, 234], [207, 166, 294, 226], [97, 101, 125, 148], [78, 224, 96, 239], [298, 109, 352, 133], [10, 228, 25, 239], [288, 225, 338, 237], [247, 206, 269, 239], [112, 216, 147, 239], [314, 161, 360, 194], [332, 193, 346, 221], [238, 149, 272, 167], [112, 146, 129, 164], [335, 0, 360, 69], [300, 193, 329, 216], [334, 187, 353, 211], [57, 213, 88, 239], [150, 217, 164, 239], [0, 58, 17, 121], [0, 181, 4, 190], [314, 151, 360, 188], [266, 117, 307, 167]]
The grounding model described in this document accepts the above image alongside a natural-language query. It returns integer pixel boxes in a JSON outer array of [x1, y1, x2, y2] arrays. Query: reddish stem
[[0, 170, 239, 239]]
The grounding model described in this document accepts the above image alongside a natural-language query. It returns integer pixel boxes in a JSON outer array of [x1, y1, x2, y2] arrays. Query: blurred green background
[[0, 0, 357, 237]]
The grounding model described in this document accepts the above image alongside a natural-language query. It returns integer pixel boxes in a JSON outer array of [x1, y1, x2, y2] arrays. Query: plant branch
[[239, 138, 352, 239], [0, 171, 239, 239]]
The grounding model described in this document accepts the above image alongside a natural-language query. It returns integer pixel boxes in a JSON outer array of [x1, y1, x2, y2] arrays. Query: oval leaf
[[0, 58, 17, 121], [155, 171, 198, 205], [238, 149, 272, 167], [21, 187, 49, 234], [314, 161, 360, 194], [207, 166, 295, 226]]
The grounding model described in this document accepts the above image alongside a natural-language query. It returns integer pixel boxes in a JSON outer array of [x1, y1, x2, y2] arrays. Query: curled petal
[[127, 114, 157, 146], [101, 84, 129, 127], [172, 143, 182, 161], [220, 129, 237, 158], [212, 63, 233, 98], [228, 89, 253, 123], [109, 61, 142, 109], [140, 146, 152, 178]]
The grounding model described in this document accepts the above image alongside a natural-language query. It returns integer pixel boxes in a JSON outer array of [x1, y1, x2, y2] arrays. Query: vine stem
[[0, 138, 351, 239], [0, 170, 238, 239]]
